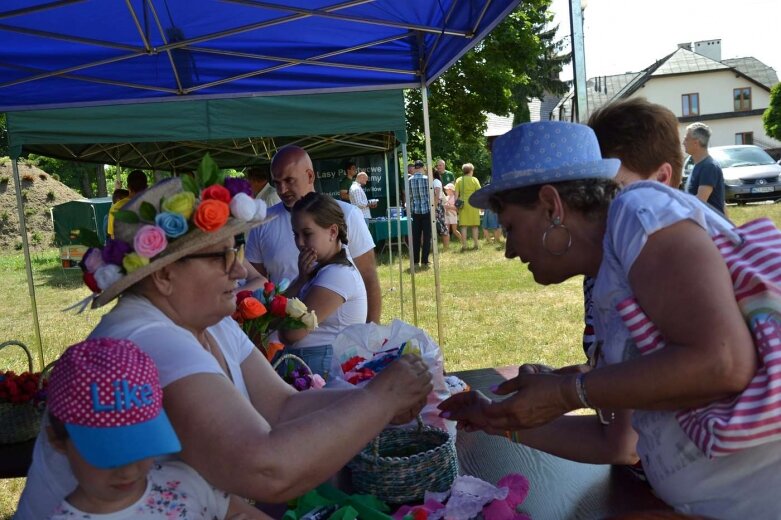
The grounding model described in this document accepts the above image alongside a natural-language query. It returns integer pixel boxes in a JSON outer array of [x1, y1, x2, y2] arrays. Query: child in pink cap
[[44, 337, 270, 519]]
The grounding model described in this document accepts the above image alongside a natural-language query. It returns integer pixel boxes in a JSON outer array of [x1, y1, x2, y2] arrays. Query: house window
[[682, 93, 699, 116], [735, 132, 753, 145], [734, 87, 751, 111]]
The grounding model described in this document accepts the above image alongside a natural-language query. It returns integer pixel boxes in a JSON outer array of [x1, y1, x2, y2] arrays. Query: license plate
[[751, 186, 775, 193]]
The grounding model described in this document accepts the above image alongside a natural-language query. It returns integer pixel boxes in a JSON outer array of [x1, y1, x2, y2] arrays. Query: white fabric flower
[[229, 192, 256, 221], [253, 198, 268, 221], [94, 264, 123, 291], [301, 311, 318, 330], [285, 297, 308, 318]]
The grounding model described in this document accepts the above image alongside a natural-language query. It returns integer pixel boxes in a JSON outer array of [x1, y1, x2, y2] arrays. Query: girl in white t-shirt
[[282, 192, 368, 378]]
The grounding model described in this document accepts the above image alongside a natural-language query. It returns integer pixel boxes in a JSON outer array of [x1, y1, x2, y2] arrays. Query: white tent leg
[[421, 84, 444, 347], [393, 145, 404, 321], [401, 143, 417, 326], [383, 151, 393, 272], [12, 158, 44, 370]]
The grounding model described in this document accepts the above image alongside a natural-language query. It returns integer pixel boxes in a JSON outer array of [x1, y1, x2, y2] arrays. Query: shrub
[[14, 242, 23, 251], [46, 190, 56, 202], [39, 173, 47, 181], [21, 189, 29, 201], [51, 173, 60, 182], [24, 207, 35, 217], [21, 173, 34, 182], [0, 176, 9, 184], [1, 211, 8, 222], [31, 231, 43, 245]]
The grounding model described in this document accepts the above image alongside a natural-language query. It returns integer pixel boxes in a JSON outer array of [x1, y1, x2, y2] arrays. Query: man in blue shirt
[[409, 160, 431, 270], [684, 122, 725, 214]]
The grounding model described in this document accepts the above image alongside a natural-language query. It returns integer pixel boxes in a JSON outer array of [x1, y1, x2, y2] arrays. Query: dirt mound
[[0, 159, 85, 253]]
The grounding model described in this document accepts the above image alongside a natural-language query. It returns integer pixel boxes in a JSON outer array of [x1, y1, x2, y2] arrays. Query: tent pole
[[12, 158, 44, 370], [401, 143, 417, 326], [383, 151, 393, 293], [393, 146, 404, 321], [421, 83, 444, 347]]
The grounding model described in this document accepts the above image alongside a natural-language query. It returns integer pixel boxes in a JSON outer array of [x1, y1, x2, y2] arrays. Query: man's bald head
[[271, 145, 316, 207], [357, 171, 369, 185]]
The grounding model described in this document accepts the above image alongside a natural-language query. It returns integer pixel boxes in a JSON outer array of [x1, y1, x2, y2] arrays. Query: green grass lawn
[[1, 201, 780, 517]]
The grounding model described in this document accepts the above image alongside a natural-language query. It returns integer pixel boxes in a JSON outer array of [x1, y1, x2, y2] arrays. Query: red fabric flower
[[201, 184, 232, 204], [341, 356, 366, 373], [239, 297, 267, 320], [235, 290, 253, 304], [270, 295, 288, 317], [83, 272, 100, 293], [193, 199, 230, 232], [263, 281, 275, 295]]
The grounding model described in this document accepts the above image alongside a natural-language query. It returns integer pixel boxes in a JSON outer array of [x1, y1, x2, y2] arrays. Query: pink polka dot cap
[[47, 337, 181, 469]]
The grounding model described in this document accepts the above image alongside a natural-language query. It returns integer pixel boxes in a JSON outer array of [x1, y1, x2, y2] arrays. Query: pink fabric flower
[[133, 225, 168, 258], [82, 247, 105, 273], [310, 374, 326, 389], [482, 474, 530, 520]]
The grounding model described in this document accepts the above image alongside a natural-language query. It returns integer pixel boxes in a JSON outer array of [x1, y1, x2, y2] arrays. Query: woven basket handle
[[0, 341, 34, 373], [272, 353, 312, 375], [371, 415, 425, 459]]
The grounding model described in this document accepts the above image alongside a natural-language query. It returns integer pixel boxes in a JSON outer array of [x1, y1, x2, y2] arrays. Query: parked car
[[682, 145, 781, 204]]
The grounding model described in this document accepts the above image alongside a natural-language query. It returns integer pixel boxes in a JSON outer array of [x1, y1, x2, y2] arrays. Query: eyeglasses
[[179, 244, 245, 274]]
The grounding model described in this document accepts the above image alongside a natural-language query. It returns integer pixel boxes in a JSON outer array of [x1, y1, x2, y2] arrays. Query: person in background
[[442, 183, 462, 251], [107, 170, 147, 239], [44, 338, 268, 520], [245, 165, 282, 208], [436, 159, 455, 186], [683, 122, 725, 214], [455, 163, 481, 251], [281, 193, 368, 377], [103, 188, 129, 241], [349, 171, 373, 219], [408, 160, 432, 270], [432, 170, 449, 246], [246, 146, 382, 323], [481, 205, 502, 245], [339, 161, 358, 202]]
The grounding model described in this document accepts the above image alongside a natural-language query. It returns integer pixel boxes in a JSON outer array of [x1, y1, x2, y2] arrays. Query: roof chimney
[[693, 39, 721, 62]]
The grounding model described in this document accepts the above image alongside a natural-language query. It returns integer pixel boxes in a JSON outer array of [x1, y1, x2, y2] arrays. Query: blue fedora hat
[[470, 121, 620, 209]]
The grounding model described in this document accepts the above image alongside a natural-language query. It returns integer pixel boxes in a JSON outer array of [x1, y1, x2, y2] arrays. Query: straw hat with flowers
[[75, 154, 272, 309]]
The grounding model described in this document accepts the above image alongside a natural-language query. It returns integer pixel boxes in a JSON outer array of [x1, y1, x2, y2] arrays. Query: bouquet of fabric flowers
[[0, 370, 48, 406], [233, 279, 318, 360]]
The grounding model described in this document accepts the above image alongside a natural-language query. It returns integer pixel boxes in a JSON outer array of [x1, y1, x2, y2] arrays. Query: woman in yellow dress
[[455, 162, 482, 251]]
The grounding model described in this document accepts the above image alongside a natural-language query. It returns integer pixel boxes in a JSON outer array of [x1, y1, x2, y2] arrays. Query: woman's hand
[[297, 247, 318, 279], [367, 354, 433, 423], [438, 390, 500, 433], [479, 373, 579, 430]]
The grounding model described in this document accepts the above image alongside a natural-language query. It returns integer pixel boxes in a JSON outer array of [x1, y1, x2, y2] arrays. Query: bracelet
[[504, 430, 520, 443], [575, 373, 594, 409]]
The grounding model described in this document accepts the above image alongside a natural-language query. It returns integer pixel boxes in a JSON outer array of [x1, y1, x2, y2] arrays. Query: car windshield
[[712, 147, 776, 168]]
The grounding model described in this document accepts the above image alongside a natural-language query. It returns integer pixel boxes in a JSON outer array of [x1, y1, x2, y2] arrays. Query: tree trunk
[[96, 164, 107, 197], [80, 170, 94, 198]]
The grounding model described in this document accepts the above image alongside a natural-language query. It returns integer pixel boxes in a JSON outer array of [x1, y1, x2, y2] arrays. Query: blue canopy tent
[[1, 0, 522, 365]]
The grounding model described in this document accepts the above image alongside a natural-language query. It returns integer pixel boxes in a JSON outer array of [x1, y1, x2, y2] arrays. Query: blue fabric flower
[[155, 211, 189, 238]]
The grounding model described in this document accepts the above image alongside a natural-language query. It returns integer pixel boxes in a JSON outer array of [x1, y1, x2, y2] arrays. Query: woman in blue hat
[[439, 121, 780, 517]]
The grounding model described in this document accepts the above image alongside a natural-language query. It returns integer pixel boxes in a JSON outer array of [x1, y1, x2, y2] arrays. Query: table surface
[[452, 367, 668, 520]]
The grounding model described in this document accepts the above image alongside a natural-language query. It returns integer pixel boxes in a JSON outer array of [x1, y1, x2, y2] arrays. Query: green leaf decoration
[[181, 174, 199, 196], [70, 228, 102, 248], [197, 153, 219, 189], [114, 210, 140, 224], [139, 201, 157, 222]]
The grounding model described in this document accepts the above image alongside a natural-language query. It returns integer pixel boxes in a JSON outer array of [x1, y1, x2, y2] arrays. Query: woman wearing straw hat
[[17, 158, 433, 519], [438, 121, 781, 516]]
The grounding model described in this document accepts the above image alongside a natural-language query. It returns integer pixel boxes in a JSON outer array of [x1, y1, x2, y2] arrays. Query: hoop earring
[[542, 216, 572, 256]]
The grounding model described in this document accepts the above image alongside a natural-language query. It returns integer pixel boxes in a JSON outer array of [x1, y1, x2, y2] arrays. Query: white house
[[552, 40, 781, 155]]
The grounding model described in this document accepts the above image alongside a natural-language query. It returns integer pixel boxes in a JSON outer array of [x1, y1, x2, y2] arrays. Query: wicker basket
[[349, 417, 458, 504], [0, 341, 48, 444]]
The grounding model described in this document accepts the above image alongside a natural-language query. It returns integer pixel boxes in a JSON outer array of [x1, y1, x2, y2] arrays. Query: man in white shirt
[[246, 146, 382, 323], [245, 165, 282, 208], [349, 171, 372, 218]]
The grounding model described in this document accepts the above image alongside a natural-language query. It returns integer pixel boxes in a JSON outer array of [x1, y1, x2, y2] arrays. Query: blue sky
[[549, 0, 781, 82]]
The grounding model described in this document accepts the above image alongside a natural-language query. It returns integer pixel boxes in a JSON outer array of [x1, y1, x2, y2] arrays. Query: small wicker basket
[[0, 341, 49, 444], [349, 417, 458, 504]]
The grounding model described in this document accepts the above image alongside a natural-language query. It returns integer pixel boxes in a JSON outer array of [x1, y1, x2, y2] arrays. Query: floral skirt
[[435, 203, 448, 235]]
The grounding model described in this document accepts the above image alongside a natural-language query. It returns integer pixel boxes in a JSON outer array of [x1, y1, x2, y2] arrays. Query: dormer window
[[734, 87, 751, 111], [682, 93, 699, 116]]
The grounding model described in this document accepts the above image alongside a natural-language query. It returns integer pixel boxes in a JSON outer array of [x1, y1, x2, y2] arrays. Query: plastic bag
[[330, 320, 454, 435]]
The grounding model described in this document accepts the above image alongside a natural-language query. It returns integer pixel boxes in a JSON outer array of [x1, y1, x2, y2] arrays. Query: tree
[[0, 113, 8, 158], [404, 1, 569, 181], [763, 83, 781, 142]]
